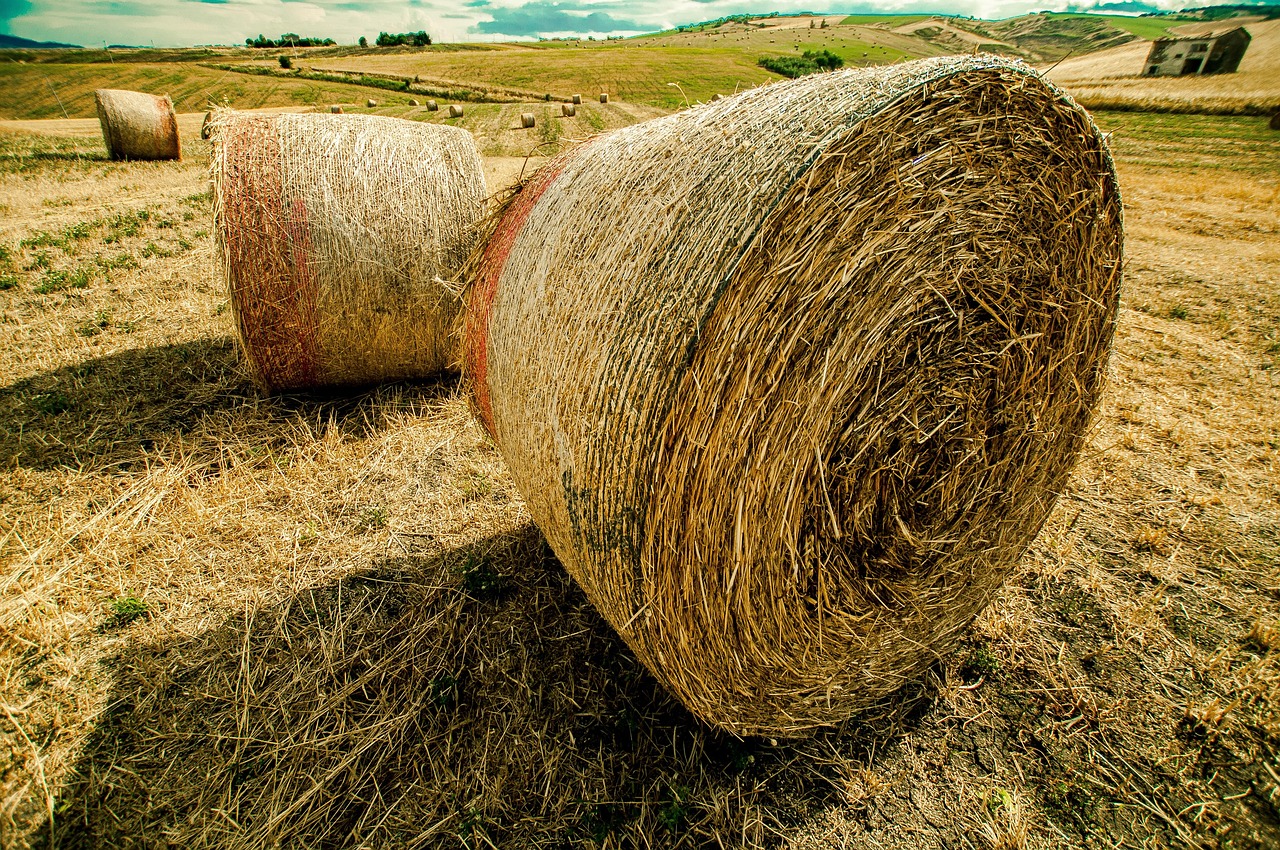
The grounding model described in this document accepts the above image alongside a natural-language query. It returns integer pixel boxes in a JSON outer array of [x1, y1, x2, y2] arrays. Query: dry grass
[[0, 92, 1277, 848]]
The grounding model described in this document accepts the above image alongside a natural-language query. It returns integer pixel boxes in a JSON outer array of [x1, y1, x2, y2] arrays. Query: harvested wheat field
[[0, 98, 1278, 850]]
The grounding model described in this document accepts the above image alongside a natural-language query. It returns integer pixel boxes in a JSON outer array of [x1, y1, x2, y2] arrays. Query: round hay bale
[[572, 94, 582, 105], [463, 56, 1123, 735], [366, 98, 378, 108], [448, 104, 464, 118], [212, 111, 486, 392], [1270, 109, 1280, 131], [409, 98, 420, 106], [600, 93, 609, 104], [710, 93, 723, 101], [330, 105, 343, 114], [520, 112, 536, 129], [427, 100, 439, 111], [561, 103, 576, 117], [200, 110, 213, 140], [94, 89, 180, 161]]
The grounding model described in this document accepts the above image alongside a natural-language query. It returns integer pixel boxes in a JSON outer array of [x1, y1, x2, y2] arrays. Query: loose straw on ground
[[212, 111, 486, 392], [94, 89, 180, 161], [464, 56, 1124, 736]]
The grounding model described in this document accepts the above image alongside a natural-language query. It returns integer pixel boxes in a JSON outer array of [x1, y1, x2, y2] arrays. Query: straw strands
[[94, 89, 180, 161], [464, 56, 1124, 735], [212, 111, 486, 392]]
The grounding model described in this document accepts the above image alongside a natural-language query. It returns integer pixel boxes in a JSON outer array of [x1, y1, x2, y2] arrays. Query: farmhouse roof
[[1152, 25, 1249, 44]]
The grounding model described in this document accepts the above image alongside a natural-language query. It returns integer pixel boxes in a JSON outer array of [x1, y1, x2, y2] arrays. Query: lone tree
[[358, 35, 367, 48]]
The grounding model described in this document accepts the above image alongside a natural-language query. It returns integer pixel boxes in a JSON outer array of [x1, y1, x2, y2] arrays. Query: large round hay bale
[[561, 103, 576, 117], [427, 100, 439, 111], [94, 89, 180, 161], [212, 111, 486, 392], [464, 56, 1123, 735], [448, 104, 464, 118], [520, 112, 536, 129]]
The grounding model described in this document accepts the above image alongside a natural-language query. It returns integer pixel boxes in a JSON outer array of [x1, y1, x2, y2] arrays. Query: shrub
[[279, 55, 292, 69], [758, 49, 844, 79]]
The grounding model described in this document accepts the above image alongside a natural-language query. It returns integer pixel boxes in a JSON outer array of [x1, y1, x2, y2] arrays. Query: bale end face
[[571, 94, 582, 104], [466, 58, 1124, 736], [409, 99, 420, 106]]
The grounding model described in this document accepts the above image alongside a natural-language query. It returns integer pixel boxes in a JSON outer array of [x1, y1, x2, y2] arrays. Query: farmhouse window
[[1191, 43, 1207, 52]]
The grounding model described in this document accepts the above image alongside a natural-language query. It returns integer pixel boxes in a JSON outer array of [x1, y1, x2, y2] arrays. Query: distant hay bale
[[1271, 109, 1280, 131], [561, 103, 576, 117], [520, 112, 536, 129], [366, 98, 378, 108], [710, 93, 723, 101], [330, 105, 343, 114], [427, 100, 439, 111], [94, 89, 180, 161], [409, 98, 420, 106], [449, 104, 464, 118], [572, 94, 582, 104], [463, 56, 1124, 735], [600, 93, 609, 103], [200, 111, 213, 140], [212, 111, 486, 392]]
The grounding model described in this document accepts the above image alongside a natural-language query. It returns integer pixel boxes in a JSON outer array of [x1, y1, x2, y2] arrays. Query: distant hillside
[[0, 34, 80, 49]]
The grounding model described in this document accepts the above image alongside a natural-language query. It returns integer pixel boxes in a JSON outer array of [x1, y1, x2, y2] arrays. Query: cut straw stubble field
[[0, 97, 1277, 849]]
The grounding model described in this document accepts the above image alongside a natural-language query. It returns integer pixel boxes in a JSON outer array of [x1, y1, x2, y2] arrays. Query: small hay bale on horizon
[[464, 55, 1124, 736], [561, 103, 576, 117], [409, 98, 420, 106], [520, 112, 536, 129], [427, 99, 439, 111], [600, 93, 609, 103], [330, 104, 343, 114], [571, 94, 582, 104], [366, 98, 378, 108], [212, 111, 486, 393], [448, 104, 464, 118], [94, 89, 180, 161]]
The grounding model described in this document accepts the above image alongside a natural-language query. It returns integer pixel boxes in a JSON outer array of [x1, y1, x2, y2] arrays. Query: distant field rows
[[0, 63, 421, 120]]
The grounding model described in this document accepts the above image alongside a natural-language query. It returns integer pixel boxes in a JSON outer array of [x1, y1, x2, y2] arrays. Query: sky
[[0, 0, 1213, 48]]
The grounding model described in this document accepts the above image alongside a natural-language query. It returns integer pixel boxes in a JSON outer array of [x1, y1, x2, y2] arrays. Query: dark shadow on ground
[[0, 337, 458, 471], [50, 524, 939, 849]]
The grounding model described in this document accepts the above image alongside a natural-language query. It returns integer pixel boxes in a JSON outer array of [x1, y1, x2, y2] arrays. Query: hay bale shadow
[[51, 525, 939, 848], [0, 337, 456, 471]]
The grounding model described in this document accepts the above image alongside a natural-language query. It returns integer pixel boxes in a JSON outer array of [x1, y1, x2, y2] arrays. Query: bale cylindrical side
[[464, 56, 1124, 735], [448, 104, 464, 118], [561, 103, 576, 117], [212, 111, 486, 392], [599, 93, 609, 104], [94, 89, 180, 161], [571, 94, 582, 104], [427, 100, 439, 111], [520, 113, 536, 129]]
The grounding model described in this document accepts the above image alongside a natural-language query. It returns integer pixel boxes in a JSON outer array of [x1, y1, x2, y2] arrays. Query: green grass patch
[[35, 267, 92, 294]]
